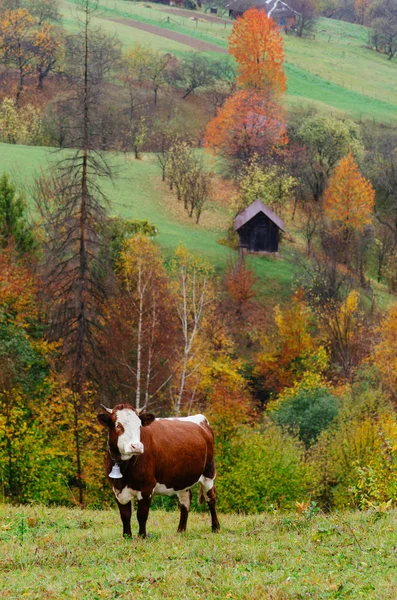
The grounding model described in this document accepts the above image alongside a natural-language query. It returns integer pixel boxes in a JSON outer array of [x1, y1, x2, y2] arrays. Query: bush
[[216, 423, 310, 513], [271, 385, 339, 448], [308, 388, 394, 509]]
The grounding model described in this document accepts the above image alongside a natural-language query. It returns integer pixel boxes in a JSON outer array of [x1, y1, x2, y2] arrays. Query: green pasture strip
[[1, 504, 397, 599], [285, 63, 397, 124], [62, 0, 230, 48]]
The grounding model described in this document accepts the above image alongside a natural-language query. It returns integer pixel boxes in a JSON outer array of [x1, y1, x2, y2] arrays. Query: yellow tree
[[323, 153, 375, 233], [0, 9, 37, 104]]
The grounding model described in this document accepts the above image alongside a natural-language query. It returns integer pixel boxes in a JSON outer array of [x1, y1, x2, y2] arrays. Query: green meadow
[[1, 504, 397, 599]]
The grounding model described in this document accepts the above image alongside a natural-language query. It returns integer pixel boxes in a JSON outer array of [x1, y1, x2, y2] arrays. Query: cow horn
[[100, 404, 113, 414]]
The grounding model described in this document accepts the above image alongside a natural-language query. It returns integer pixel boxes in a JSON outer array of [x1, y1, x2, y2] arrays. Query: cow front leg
[[117, 499, 132, 538], [136, 494, 152, 538], [177, 489, 192, 533]]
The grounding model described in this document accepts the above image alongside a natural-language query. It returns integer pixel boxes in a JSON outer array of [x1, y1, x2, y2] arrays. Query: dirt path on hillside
[[158, 7, 231, 25], [108, 18, 228, 54]]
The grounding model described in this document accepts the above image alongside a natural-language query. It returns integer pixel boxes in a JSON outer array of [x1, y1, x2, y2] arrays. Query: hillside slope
[[59, 0, 397, 123], [0, 143, 296, 299]]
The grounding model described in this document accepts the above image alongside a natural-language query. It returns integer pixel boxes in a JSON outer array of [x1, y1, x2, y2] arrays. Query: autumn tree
[[323, 153, 375, 234], [372, 305, 397, 402], [254, 290, 325, 398], [228, 7, 286, 95], [316, 290, 369, 381], [204, 89, 287, 163], [0, 245, 46, 501], [0, 8, 37, 104], [237, 154, 296, 210], [101, 235, 176, 411], [226, 259, 256, 316]]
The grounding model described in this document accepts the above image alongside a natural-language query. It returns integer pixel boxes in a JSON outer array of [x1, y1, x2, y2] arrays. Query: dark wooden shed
[[234, 199, 285, 253]]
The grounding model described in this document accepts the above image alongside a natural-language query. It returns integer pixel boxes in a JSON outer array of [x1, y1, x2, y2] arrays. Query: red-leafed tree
[[228, 7, 286, 96], [204, 89, 287, 162]]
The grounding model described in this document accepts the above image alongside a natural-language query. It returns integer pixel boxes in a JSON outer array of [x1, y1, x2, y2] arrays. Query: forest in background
[[0, 0, 397, 515]]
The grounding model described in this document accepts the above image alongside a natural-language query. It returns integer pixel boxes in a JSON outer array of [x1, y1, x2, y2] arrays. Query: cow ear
[[139, 413, 155, 427], [97, 413, 113, 428]]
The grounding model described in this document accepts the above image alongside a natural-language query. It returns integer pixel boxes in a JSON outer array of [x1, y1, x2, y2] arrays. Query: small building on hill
[[227, 0, 299, 28], [234, 199, 285, 253]]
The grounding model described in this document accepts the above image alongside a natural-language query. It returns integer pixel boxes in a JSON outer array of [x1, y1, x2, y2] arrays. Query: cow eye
[[116, 424, 122, 432]]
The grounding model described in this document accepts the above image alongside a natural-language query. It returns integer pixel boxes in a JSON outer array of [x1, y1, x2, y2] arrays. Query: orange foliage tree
[[323, 153, 375, 233], [204, 89, 287, 162], [229, 7, 286, 96]]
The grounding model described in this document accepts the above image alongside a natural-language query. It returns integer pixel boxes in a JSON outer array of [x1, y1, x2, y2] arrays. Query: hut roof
[[227, 0, 299, 17], [233, 198, 285, 232]]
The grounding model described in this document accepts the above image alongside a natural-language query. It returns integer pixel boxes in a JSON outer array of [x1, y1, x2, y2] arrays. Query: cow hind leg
[[117, 499, 132, 538], [177, 489, 192, 533], [199, 475, 220, 533]]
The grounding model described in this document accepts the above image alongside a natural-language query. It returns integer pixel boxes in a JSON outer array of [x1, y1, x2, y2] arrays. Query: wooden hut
[[234, 199, 285, 253]]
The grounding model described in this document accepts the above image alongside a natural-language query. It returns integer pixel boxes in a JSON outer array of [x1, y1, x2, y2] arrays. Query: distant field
[[59, 0, 397, 123], [2, 503, 397, 599]]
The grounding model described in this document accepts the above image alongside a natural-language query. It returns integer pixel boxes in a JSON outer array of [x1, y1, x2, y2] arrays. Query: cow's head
[[97, 404, 155, 461]]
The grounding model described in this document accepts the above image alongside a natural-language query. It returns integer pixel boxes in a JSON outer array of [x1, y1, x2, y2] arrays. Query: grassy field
[[1, 504, 397, 599], [59, 0, 397, 123]]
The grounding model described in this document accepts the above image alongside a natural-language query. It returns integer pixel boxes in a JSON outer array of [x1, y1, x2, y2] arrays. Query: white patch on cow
[[199, 475, 215, 501], [177, 489, 191, 510], [158, 414, 209, 427], [153, 483, 176, 496], [113, 486, 140, 505], [116, 409, 144, 460]]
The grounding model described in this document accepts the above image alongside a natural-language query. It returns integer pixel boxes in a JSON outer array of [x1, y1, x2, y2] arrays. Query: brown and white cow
[[97, 403, 220, 538]]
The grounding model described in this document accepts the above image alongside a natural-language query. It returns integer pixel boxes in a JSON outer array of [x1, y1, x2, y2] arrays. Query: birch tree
[[170, 247, 215, 416]]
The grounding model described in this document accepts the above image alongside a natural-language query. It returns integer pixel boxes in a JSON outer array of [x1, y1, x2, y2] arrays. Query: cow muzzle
[[120, 442, 144, 460]]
